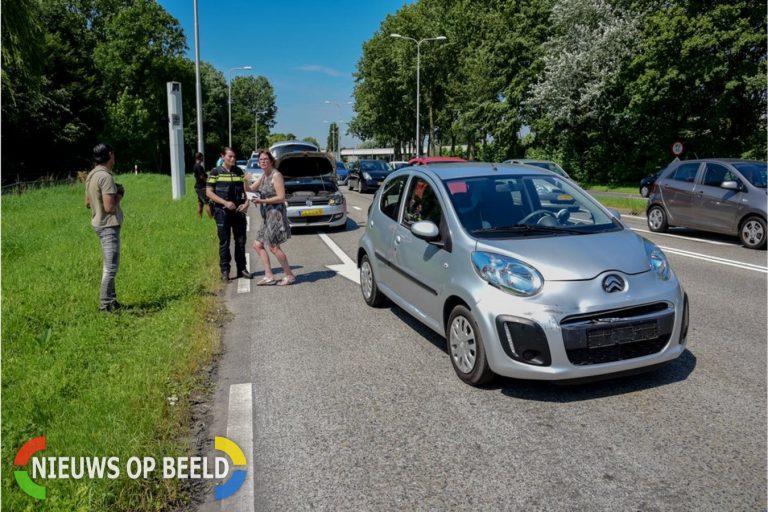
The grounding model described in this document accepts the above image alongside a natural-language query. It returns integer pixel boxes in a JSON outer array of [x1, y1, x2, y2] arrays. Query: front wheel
[[740, 216, 766, 249], [447, 306, 494, 386], [647, 205, 669, 233], [360, 254, 386, 307]]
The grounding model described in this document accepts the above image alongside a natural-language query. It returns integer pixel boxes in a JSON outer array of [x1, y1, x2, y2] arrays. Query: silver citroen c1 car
[[358, 163, 689, 386]]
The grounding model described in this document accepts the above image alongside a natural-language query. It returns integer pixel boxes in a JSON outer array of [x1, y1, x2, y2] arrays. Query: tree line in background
[[1, 0, 281, 181], [349, 0, 765, 183]]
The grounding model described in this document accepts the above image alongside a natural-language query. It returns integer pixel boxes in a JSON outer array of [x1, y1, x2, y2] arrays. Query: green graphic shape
[[15, 471, 46, 500]]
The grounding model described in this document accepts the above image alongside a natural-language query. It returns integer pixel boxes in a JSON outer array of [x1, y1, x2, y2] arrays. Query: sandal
[[276, 276, 296, 286], [255, 276, 276, 286]]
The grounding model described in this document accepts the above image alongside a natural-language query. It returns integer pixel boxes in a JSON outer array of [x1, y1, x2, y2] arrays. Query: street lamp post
[[254, 110, 267, 151], [324, 100, 353, 161], [193, 0, 204, 154], [228, 66, 252, 148], [390, 34, 447, 157]]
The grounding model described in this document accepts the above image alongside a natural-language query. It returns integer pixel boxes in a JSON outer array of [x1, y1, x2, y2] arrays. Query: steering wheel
[[519, 209, 557, 225]]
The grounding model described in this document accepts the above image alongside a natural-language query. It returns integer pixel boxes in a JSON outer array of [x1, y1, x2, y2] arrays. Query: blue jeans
[[94, 226, 121, 308]]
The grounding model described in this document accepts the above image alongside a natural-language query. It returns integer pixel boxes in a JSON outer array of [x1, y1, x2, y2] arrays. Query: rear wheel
[[647, 205, 669, 233], [447, 306, 494, 386], [740, 216, 766, 249], [360, 254, 386, 306]]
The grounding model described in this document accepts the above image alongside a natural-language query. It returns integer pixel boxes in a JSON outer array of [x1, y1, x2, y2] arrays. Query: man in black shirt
[[193, 152, 213, 218], [206, 147, 252, 281]]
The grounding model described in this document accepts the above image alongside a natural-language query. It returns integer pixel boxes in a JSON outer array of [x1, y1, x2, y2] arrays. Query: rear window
[[669, 163, 699, 183], [270, 143, 319, 159], [361, 160, 389, 171]]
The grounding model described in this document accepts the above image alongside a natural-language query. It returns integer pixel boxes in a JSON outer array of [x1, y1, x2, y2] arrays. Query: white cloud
[[296, 65, 342, 77]]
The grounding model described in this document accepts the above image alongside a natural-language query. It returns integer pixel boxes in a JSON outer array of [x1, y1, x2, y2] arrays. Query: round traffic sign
[[671, 141, 684, 156]]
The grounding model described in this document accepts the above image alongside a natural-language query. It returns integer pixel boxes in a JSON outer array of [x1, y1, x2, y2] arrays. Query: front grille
[[560, 302, 674, 366], [288, 214, 333, 225]]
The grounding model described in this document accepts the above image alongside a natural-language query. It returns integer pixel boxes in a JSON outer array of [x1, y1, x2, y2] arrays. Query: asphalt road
[[198, 190, 766, 512]]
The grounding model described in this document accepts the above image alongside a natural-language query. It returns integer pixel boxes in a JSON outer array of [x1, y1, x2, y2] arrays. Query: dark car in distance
[[347, 159, 392, 193], [336, 161, 349, 186], [646, 158, 767, 249]]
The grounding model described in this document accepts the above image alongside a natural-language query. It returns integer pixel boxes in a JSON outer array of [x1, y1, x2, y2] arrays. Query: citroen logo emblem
[[602, 274, 625, 293], [305, 199, 313, 207]]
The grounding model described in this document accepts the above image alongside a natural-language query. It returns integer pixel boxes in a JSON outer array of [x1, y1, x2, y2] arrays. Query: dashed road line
[[659, 245, 767, 273], [224, 383, 254, 512], [237, 254, 251, 293], [318, 233, 360, 284], [352, 206, 363, 211]]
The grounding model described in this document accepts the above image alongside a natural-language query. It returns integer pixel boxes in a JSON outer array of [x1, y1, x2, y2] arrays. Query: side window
[[379, 176, 408, 221], [670, 163, 700, 183], [403, 178, 443, 227], [702, 163, 731, 187]]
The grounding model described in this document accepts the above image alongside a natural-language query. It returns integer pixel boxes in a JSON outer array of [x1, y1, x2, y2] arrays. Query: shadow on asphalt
[[388, 303, 697, 401], [289, 217, 361, 235]]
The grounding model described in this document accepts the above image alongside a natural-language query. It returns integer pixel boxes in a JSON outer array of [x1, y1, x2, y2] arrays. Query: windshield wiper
[[471, 224, 587, 235]]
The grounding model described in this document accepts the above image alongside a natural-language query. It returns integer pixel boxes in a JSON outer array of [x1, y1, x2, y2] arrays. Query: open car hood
[[276, 151, 335, 179]]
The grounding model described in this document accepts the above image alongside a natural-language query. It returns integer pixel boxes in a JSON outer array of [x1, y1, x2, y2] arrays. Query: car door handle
[[395, 235, 401, 244]]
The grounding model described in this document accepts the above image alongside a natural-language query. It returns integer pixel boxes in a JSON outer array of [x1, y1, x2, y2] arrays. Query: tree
[[230, 75, 277, 157]]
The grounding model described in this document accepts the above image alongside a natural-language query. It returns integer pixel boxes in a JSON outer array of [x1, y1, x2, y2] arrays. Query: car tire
[[740, 216, 766, 250], [647, 205, 669, 233], [640, 185, 650, 198], [360, 254, 386, 307], [447, 305, 494, 386]]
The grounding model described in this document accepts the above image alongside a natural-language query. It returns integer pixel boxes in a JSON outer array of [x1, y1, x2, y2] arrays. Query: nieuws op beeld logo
[[14, 435, 247, 501]]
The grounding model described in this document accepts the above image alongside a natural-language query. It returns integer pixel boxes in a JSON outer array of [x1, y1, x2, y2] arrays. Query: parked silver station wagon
[[358, 163, 689, 386]]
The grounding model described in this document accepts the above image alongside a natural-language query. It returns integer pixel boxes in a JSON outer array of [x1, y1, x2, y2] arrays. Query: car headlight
[[328, 193, 343, 206], [471, 251, 544, 297], [643, 239, 670, 280], [363, 172, 372, 180]]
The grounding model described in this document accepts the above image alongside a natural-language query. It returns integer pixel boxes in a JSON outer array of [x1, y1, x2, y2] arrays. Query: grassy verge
[[2, 174, 223, 510], [593, 196, 649, 215], [582, 184, 638, 194]]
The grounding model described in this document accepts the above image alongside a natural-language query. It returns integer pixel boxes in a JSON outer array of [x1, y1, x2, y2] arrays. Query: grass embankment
[[2, 174, 222, 510], [595, 196, 648, 215]]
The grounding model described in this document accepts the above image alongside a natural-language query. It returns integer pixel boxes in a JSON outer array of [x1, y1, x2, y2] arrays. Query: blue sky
[[157, 0, 409, 150]]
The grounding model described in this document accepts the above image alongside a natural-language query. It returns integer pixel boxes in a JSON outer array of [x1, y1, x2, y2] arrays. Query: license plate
[[587, 321, 658, 348], [300, 208, 324, 217]]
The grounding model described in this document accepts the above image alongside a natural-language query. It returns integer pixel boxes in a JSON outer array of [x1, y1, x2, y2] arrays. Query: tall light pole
[[390, 34, 447, 157], [228, 66, 252, 147], [193, 0, 204, 154], [324, 120, 346, 160], [324, 100, 353, 160], [254, 110, 267, 151]]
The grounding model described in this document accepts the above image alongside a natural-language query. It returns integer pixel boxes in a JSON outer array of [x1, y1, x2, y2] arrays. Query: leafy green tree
[[303, 136, 321, 147], [266, 133, 297, 147], [230, 75, 277, 157]]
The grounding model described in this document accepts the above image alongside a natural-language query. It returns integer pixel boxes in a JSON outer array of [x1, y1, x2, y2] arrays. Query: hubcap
[[742, 220, 764, 246], [361, 260, 373, 299], [449, 315, 476, 374], [649, 209, 663, 230]]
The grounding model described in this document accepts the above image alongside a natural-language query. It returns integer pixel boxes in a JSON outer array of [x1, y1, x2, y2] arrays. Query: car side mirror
[[721, 180, 739, 190], [606, 208, 622, 221], [411, 220, 440, 242]]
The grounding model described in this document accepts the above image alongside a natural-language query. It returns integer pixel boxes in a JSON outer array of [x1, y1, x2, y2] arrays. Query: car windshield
[[733, 163, 767, 188], [525, 161, 568, 178], [336, 161, 347, 170], [361, 160, 389, 171], [443, 175, 619, 237]]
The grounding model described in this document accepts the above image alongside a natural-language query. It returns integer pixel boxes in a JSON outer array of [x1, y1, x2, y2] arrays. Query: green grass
[[582, 184, 639, 194], [593, 196, 649, 215], [2, 174, 223, 511]]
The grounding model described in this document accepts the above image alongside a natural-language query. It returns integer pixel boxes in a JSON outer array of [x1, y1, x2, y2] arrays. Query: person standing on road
[[247, 149, 296, 286], [193, 152, 213, 219], [85, 142, 124, 312], [206, 147, 251, 282]]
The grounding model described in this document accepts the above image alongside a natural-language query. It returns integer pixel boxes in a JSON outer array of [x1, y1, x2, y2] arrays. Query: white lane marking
[[623, 214, 646, 220], [318, 232, 360, 284], [224, 383, 254, 512], [352, 206, 362, 211], [631, 227, 735, 246], [659, 245, 768, 273], [246, 215, 250, 232], [237, 254, 251, 293]]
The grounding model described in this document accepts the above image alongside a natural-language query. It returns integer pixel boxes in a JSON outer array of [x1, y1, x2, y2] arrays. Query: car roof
[[394, 162, 557, 181], [407, 156, 466, 165], [269, 139, 319, 150], [670, 158, 765, 165]]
